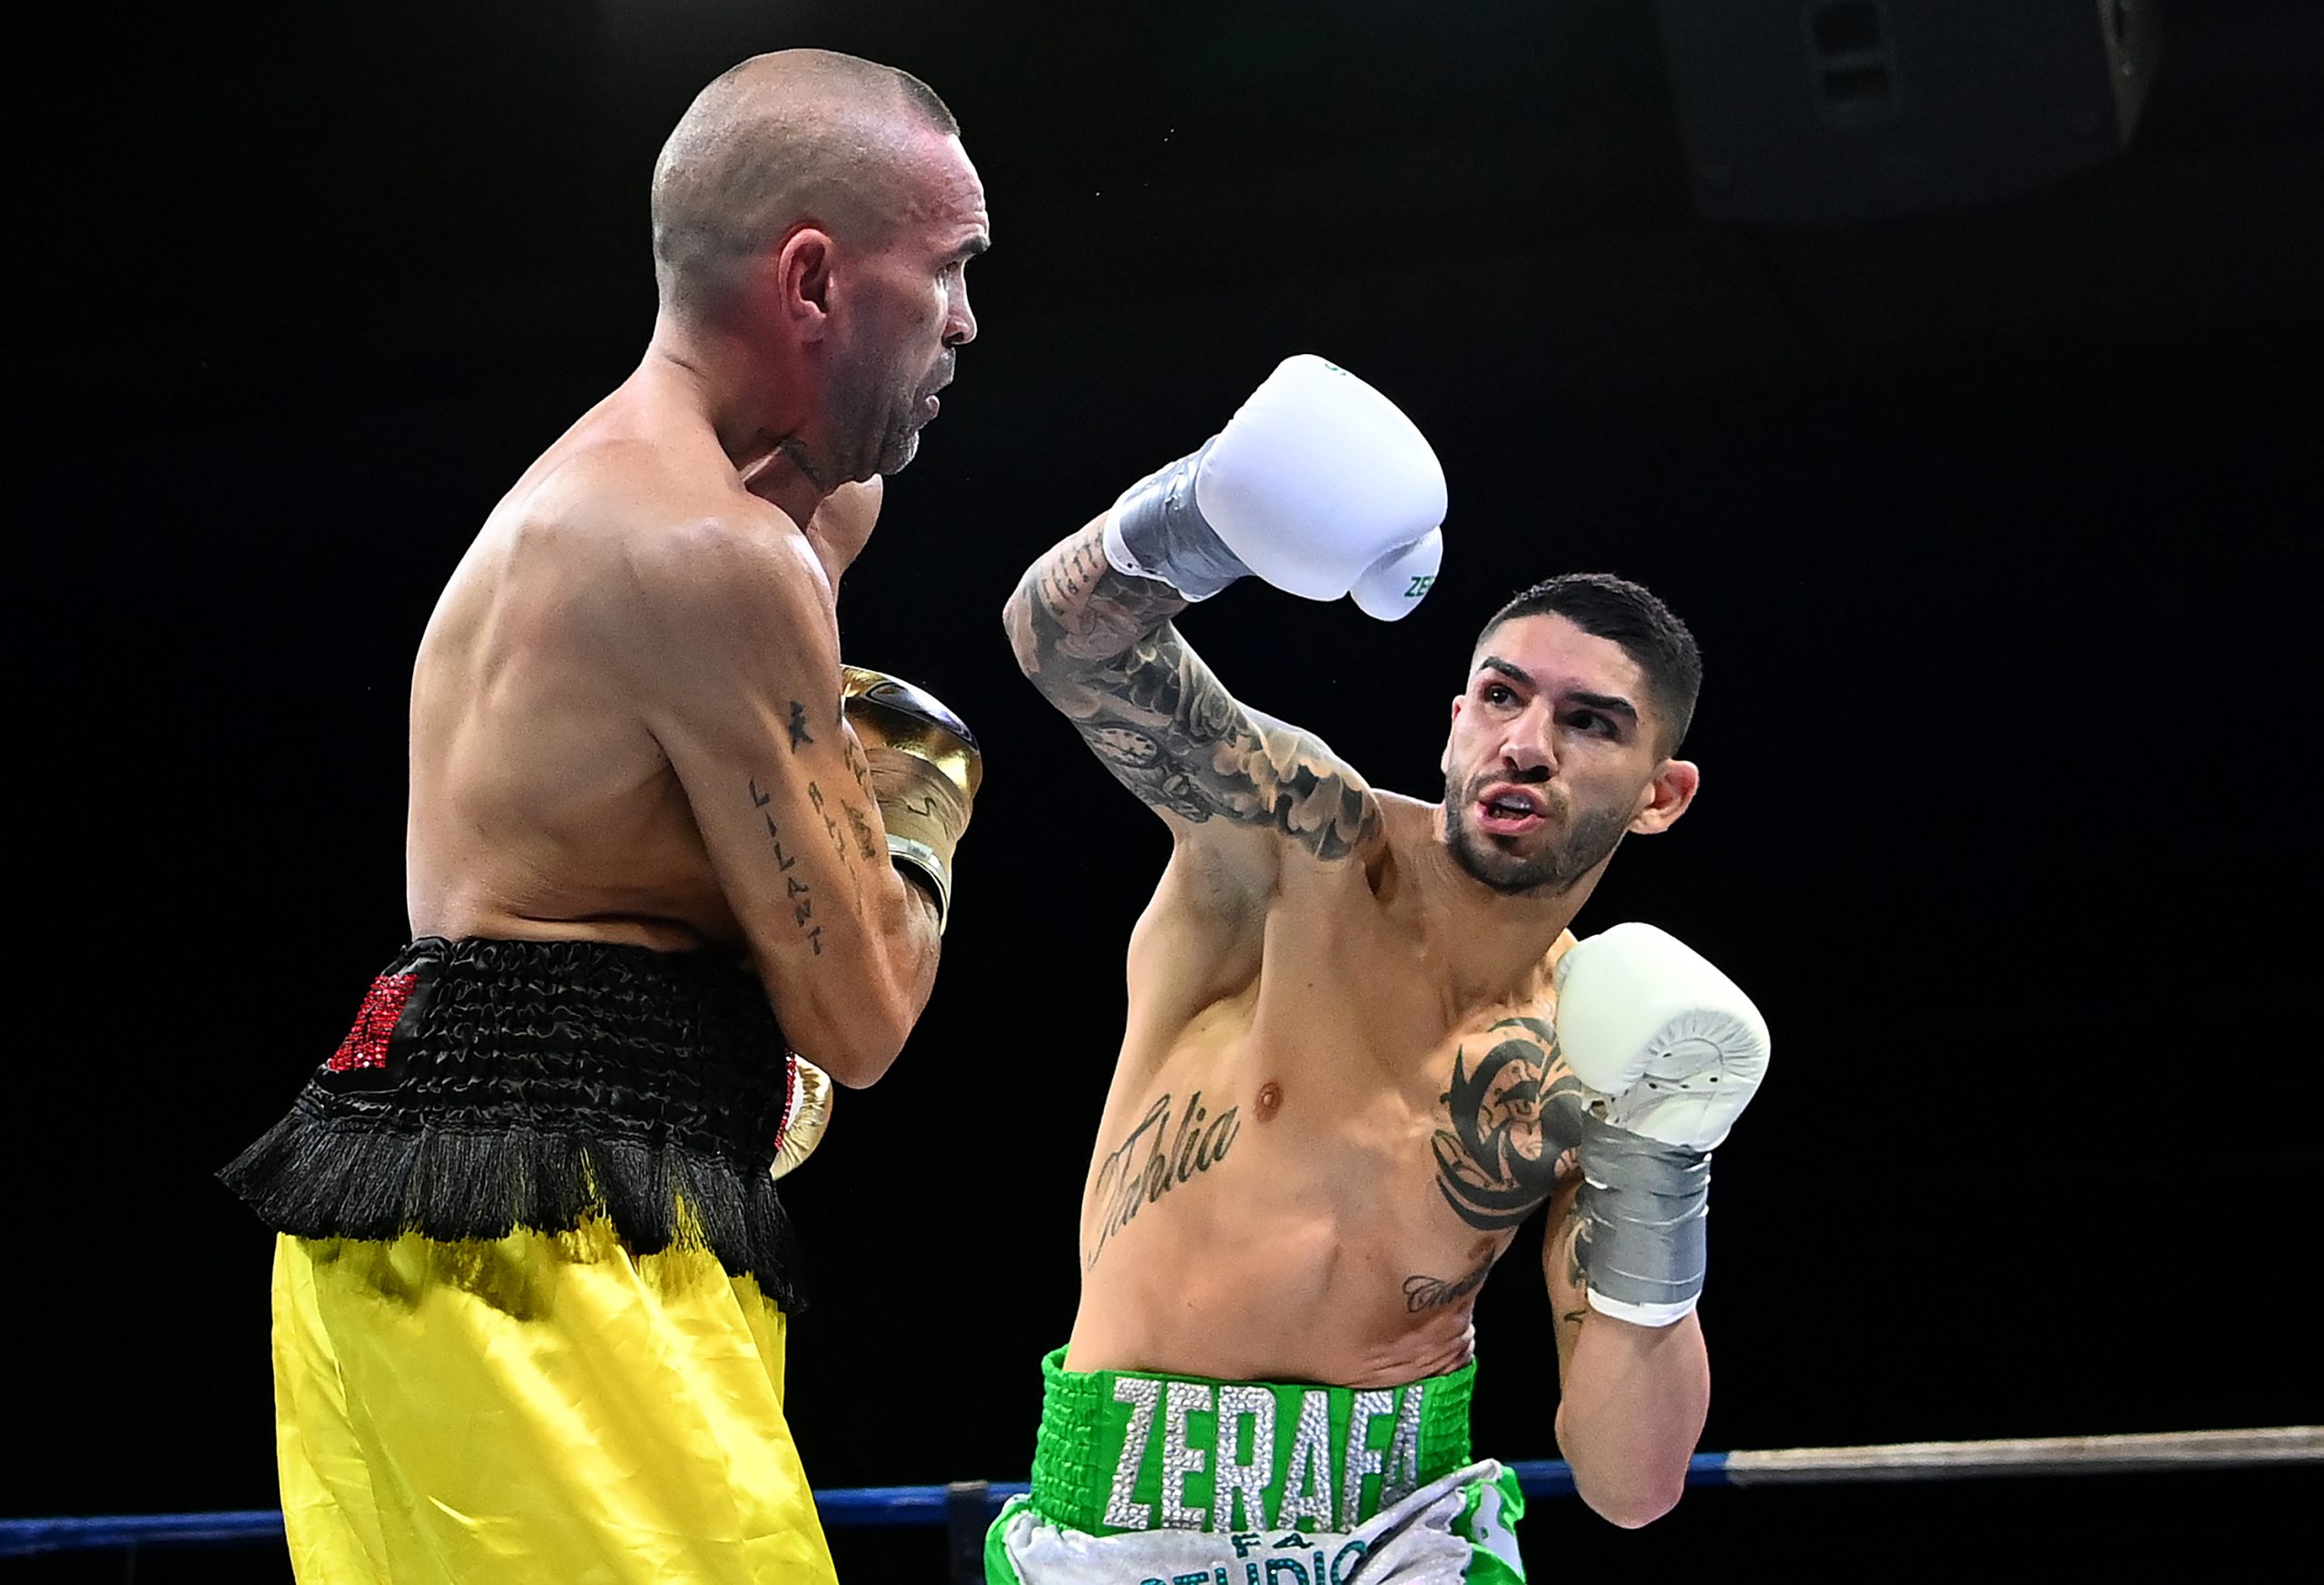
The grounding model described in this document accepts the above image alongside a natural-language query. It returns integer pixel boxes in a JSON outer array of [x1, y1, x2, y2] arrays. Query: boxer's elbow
[[1558, 1407, 1690, 1530], [1003, 570, 1113, 698], [1002, 578, 1053, 681], [760, 929, 934, 1089], [1573, 1469, 1684, 1531], [808, 1021, 909, 1089], [783, 984, 913, 1089]]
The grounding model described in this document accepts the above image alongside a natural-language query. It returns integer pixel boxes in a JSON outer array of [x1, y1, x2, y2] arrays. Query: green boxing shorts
[[986, 1347, 1525, 1584]]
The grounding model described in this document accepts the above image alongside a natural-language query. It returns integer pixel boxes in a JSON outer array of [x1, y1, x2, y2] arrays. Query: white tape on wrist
[[1585, 1289, 1699, 1328], [886, 835, 951, 934]]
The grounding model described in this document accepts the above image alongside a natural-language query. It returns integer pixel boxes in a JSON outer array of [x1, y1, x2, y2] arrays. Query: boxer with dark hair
[[990, 357, 1770, 1581], [222, 48, 989, 1585]]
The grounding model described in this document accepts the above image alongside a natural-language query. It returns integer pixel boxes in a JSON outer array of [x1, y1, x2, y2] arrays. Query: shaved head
[[650, 49, 960, 318]]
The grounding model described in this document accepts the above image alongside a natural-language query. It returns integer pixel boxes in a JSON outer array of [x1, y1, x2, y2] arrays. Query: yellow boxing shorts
[[271, 1218, 838, 1585], [226, 939, 841, 1585]]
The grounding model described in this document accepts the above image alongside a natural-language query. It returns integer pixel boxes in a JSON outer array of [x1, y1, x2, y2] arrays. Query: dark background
[[13, 0, 2320, 1579]]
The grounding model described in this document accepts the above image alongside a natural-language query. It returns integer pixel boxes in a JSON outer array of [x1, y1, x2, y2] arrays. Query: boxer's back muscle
[[407, 420, 760, 950]]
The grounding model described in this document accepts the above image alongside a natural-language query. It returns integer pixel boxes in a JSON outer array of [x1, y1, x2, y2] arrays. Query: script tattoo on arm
[[1433, 1018, 1593, 1230], [805, 781, 849, 862], [843, 802, 880, 861], [1006, 525, 1380, 860], [749, 776, 822, 956]]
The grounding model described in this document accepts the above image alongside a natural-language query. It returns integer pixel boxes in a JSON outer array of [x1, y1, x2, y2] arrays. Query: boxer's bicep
[[1010, 521, 1382, 892], [1082, 632, 1381, 871], [626, 526, 933, 1084]]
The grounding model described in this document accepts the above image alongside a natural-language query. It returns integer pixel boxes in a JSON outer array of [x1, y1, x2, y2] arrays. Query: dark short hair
[[1474, 573, 1702, 754]]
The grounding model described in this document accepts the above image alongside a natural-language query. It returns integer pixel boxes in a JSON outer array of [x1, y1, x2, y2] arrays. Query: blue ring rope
[[0, 1459, 1652, 1557], [10, 1428, 2318, 1559]]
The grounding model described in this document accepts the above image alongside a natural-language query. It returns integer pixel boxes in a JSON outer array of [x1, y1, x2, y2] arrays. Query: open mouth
[[1474, 785, 1546, 837]]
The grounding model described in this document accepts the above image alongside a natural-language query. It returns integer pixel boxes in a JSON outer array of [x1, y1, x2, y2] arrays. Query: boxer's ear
[[773, 226, 837, 335], [1629, 758, 1699, 835]]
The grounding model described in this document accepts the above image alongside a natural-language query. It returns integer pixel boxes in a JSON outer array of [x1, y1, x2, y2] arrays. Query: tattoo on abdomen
[[1432, 1018, 1590, 1230], [1403, 1261, 1492, 1314], [1086, 1091, 1240, 1268]]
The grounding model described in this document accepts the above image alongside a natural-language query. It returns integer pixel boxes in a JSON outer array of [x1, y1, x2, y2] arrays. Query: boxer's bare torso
[[401, 367, 929, 1081], [407, 389, 790, 951], [1068, 796, 1590, 1388]]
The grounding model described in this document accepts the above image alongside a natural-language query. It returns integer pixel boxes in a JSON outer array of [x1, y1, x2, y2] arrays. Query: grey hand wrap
[[1103, 439, 1252, 600], [1558, 1096, 1713, 1316]]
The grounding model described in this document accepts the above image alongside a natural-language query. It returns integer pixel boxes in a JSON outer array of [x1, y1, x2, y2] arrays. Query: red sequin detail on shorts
[[776, 1048, 801, 1145], [327, 973, 419, 1072]]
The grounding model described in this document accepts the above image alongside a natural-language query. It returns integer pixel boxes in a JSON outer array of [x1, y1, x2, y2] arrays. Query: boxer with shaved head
[[224, 49, 990, 1585]]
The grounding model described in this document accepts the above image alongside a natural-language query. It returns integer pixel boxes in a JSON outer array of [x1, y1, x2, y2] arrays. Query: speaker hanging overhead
[[1651, 0, 2162, 223]]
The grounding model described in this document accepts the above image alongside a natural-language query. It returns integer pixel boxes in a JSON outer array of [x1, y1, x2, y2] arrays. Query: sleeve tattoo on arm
[[1017, 528, 1379, 860]]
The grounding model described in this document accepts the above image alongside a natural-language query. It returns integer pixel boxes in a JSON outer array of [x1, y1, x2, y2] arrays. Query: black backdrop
[[15, 2, 2321, 1579]]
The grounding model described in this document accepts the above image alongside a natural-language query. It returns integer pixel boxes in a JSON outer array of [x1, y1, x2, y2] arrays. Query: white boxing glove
[[1553, 922, 1771, 1154], [1551, 922, 1771, 1326], [1349, 527, 1443, 621], [1101, 354, 1447, 620]]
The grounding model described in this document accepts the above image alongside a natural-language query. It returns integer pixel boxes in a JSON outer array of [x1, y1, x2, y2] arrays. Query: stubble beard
[[1442, 773, 1631, 897], [827, 331, 936, 480], [862, 366, 923, 476]]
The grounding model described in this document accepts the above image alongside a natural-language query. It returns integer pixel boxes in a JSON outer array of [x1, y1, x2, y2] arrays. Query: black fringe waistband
[[220, 937, 805, 1305]]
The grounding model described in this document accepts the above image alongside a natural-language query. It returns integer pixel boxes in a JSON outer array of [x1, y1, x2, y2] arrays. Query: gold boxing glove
[[772, 1053, 832, 1180], [841, 665, 981, 933]]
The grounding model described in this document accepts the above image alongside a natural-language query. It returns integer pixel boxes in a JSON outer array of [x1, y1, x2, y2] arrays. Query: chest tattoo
[[1431, 1017, 1590, 1230]]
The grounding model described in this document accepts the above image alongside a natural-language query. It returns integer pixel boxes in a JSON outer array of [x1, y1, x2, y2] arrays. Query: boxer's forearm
[[1553, 1309, 1709, 1528], [756, 861, 939, 1088], [1544, 1207, 1707, 1527], [1004, 520, 1188, 697]]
